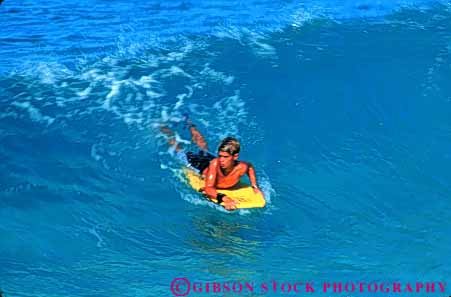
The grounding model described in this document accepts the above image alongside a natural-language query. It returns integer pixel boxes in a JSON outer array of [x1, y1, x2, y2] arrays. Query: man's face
[[218, 151, 238, 169]]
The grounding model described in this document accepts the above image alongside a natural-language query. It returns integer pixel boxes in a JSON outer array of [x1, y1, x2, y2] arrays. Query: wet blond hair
[[218, 137, 240, 155]]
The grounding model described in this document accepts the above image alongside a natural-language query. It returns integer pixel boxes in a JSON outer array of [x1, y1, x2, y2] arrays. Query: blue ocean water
[[1, 0, 451, 296]]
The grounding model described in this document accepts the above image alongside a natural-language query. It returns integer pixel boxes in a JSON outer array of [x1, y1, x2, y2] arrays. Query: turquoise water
[[1, 1, 451, 296]]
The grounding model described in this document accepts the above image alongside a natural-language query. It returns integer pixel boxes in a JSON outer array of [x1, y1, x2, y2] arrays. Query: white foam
[[259, 175, 274, 206], [123, 112, 143, 125], [166, 43, 195, 62], [291, 9, 316, 27], [88, 227, 105, 248], [180, 192, 233, 213], [213, 27, 278, 59], [146, 89, 164, 99], [90, 144, 102, 161], [11, 101, 55, 126], [76, 86, 92, 99], [134, 75, 158, 89], [200, 64, 235, 85], [106, 80, 123, 100], [251, 38, 277, 58], [158, 66, 193, 79], [7, 33, 250, 153], [34, 62, 73, 85], [0, 111, 18, 120], [211, 91, 248, 138]]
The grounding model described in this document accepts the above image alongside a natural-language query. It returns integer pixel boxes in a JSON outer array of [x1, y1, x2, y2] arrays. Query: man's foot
[[158, 124, 183, 151], [159, 124, 175, 136]]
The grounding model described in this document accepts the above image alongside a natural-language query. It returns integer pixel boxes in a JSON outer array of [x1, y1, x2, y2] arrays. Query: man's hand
[[222, 196, 238, 211], [252, 186, 262, 195], [200, 188, 237, 210]]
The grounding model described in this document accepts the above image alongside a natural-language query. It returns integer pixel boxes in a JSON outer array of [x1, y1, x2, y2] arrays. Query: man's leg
[[186, 119, 209, 151], [190, 126, 209, 151]]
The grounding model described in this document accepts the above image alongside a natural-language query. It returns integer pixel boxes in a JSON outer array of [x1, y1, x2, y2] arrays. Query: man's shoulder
[[237, 161, 250, 171]]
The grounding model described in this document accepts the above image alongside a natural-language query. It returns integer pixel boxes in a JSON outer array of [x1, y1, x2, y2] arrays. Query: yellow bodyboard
[[183, 167, 266, 209]]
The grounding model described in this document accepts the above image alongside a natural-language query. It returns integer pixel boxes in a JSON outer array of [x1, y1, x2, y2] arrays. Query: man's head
[[217, 137, 240, 169], [218, 137, 240, 155]]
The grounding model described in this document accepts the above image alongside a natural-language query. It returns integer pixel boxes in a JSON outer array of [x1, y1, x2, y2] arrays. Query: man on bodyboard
[[159, 117, 262, 211]]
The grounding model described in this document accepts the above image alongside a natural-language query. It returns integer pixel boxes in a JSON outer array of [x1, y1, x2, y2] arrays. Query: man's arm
[[246, 163, 260, 191], [203, 159, 220, 201]]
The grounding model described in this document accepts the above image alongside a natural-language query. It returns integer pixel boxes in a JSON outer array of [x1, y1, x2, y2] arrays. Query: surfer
[[159, 119, 262, 211]]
